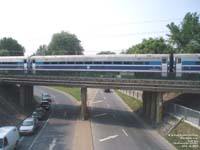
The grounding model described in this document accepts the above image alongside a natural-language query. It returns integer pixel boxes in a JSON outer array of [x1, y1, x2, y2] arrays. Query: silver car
[[19, 118, 38, 135]]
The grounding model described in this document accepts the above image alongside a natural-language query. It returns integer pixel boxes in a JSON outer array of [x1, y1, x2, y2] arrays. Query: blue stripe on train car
[[0, 66, 23, 69], [36, 65, 162, 70], [183, 66, 200, 71], [182, 61, 196, 65]]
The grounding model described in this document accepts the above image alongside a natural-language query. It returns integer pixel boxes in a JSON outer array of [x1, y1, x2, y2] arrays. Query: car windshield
[[0, 139, 3, 148], [42, 93, 50, 98], [22, 120, 33, 126], [41, 102, 49, 105]]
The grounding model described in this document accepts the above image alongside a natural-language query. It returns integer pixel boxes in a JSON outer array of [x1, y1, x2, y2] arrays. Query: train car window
[[124, 61, 133, 65], [67, 62, 74, 64], [24, 59, 27, 63], [85, 61, 92, 64], [144, 62, 149, 65], [51, 62, 57, 64], [59, 62, 66, 64], [114, 61, 122, 64], [162, 58, 167, 64], [195, 61, 200, 65], [94, 61, 102, 64], [44, 62, 50, 64], [32, 60, 35, 63], [176, 58, 181, 64], [76, 62, 83, 64], [103, 61, 112, 64], [134, 61, 143, 65]]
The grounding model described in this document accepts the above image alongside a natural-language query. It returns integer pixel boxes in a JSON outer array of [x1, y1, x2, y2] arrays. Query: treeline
[[0, 12, 199, 56]]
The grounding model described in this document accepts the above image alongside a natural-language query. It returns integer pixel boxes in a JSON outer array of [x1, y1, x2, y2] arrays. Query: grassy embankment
[[115, 90, 142, 111], [51, 86, 81, 101], [166, 120, 200, 150]]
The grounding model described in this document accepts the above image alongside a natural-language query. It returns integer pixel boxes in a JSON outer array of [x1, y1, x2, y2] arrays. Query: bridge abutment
[[19, 85, 34, 109], [142, 91, 163, 124], [81, 87, 88, 120]]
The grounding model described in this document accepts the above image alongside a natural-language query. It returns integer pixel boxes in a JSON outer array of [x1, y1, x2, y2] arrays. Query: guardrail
[[164, 103, 200, 127], [0, 74, 200, 93]]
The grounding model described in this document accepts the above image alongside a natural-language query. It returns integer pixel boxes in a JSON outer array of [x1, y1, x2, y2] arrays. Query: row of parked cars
[[0, 93, 52, 150]]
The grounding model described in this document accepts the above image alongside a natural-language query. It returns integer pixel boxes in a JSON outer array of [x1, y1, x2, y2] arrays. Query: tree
[[126, 37, 173, 54], [48, 31, 84, 55], [35, 45, 48, 56], [97, 51, 116, 55], [0, 49, 9, 56], [167, 12, 200, 53], [0, 37, 25, 56]]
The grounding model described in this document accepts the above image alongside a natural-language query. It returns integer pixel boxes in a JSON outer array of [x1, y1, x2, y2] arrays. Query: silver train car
[[30, 54, 170, 77]]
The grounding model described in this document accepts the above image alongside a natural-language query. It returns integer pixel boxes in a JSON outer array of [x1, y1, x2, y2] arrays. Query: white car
[[19, 118, 38, 135]]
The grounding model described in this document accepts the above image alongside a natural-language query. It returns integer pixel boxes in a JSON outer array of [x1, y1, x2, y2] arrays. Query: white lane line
[[94, 113, 107, 117], [49, 138, 57, 150], [28, 109, 54, 150], [106, 103, 110, 108], [103, 96, 106, 100], [18, 136, 24, 143], [92, 100, 104, 104], [122, 129, 128, 136], [99, 135, 119, 142]]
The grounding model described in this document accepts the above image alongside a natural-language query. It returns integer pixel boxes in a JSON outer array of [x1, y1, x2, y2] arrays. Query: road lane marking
[[28, 108, 54, 150], [94, 113, 107, 117], [18, 136, 24, 143], [49, 138, 57, 150], [104, 96, 106, 100], [106, 103, 110, 108], [122, 129, 128, 136], [92, 100, 104, 104], [99, 135, 119, 142]]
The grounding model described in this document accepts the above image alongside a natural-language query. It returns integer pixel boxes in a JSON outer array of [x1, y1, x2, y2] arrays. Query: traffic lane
[[20, 86, 79, 150], [91, 89, 175, 150]]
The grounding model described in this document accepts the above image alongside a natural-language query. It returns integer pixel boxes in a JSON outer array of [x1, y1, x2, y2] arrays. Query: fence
[[164, 103, 200, 127]]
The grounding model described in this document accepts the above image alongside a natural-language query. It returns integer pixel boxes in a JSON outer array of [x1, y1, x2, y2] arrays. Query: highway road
[[90, 89, 176, 150], [19, 86, 79, 150]]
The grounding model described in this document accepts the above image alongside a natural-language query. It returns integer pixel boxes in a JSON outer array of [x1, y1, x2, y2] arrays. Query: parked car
[[41, 93, 52, 102], [40, 101, 51, 110], [0, 126, 20, 150], [104, 89, 111, 93], [19, 118, 38, 135]]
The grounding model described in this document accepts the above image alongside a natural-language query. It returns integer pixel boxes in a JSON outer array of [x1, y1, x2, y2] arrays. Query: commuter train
[[0, 54, 200, 77]]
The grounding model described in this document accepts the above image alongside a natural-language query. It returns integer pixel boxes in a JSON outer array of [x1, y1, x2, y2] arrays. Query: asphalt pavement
[[90, 89, 176, 150], [19, 86, 79, 150]]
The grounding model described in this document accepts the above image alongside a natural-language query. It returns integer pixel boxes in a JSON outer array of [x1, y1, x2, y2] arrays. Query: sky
[[0, 0, 199, 56]]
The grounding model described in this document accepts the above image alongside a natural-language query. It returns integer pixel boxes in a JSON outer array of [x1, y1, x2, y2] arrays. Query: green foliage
[[97, 51, 116, 55], [48, 31, 84, 55], [35, 45, 48, 56], [167, 12, 200, 53], [126, 37, 173, 54], [0, 37, 25, 56], [0, 49, 10, 56]]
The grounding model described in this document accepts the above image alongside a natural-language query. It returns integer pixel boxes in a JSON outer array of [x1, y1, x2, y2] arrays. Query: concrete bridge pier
[[81, 87, 88, 120], [19, 85, 34, 109], [142, 91, 163, 125]]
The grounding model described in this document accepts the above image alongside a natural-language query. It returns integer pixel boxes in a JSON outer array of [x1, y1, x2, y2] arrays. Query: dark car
[[40, 101, 51, 110], [104, 89, 111, 93], [41, 93, 52, 103]]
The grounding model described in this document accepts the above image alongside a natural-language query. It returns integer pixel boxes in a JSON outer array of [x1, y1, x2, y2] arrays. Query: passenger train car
[[0, 54, 199, 78], [30, 54, 169, 77], [0, 56, 27, 72]]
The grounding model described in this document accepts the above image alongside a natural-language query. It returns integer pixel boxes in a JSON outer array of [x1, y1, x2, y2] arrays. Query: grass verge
[[166, 121, 200, 150], [51, 86, 81, 101], [115, 90, 142, 111]]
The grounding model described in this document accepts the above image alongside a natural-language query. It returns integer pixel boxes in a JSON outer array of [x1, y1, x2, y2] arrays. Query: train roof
[[174, 54, 200, 57], [0, 56, 26, 62], [30, 54, 169, 59]]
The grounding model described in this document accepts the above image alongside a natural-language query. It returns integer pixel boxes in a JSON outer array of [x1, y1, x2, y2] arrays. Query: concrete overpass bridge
[[0, 74, 200, 125]]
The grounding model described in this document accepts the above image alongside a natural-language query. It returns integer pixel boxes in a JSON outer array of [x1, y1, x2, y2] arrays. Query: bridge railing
[[164, 103, 200, 127], [0, 70, 200, 81]]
